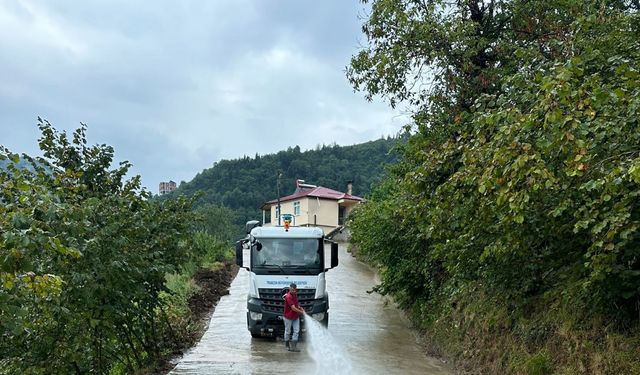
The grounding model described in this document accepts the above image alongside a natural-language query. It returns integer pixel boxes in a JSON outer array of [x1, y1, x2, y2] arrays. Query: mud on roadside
[[151, 261, 239, 374], [189, 262, 239, 320]]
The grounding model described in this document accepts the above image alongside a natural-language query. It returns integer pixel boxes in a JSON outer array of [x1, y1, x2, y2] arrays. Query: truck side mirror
[[245, 220, 261, 234], [331, 242, 339, 268], [235, 241, 244, 267]]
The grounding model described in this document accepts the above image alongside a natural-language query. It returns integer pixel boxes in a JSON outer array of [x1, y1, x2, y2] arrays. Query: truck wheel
[[321, 314, 329, 327], [250, 332, 261, 338]]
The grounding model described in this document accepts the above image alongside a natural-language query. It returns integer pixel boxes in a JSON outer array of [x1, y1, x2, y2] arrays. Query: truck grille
[[258, 288, 316, 313]]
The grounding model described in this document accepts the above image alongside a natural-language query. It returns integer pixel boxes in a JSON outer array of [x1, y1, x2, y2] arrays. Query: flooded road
[[170, 243, 451, 374]]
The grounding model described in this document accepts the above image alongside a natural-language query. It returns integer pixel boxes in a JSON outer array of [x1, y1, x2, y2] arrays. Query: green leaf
[[629, 163, 640, 184], [17, 181, 30, 191]]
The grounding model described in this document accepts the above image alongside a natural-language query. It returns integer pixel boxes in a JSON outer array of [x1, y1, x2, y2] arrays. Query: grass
[[347, 242, 640, 375], [415, 286, 640, 375]]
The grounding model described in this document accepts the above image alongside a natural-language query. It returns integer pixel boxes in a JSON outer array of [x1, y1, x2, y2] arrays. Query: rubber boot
[[284, 340, 289, 350], [288, 340, 300, 352]]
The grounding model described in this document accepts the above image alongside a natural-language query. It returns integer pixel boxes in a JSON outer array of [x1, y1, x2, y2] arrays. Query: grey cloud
[[0, 0, 405, 193]]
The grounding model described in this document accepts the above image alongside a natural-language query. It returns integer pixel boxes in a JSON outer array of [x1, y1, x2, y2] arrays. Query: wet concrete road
[[170, 244, 451, 375]]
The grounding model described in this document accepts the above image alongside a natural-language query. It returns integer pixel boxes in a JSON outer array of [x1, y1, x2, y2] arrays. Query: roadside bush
[[0, 120, 233, 374], [349, 1, 640, 373], [192, 230, 233, 269]]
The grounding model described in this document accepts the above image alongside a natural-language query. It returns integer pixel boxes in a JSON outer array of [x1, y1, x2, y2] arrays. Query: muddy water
[[170, 243, 451, 375]]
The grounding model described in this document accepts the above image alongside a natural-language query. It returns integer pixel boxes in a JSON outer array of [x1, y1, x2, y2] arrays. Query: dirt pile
[[153, 262, 238, 374], [189, 262, 239, 318]]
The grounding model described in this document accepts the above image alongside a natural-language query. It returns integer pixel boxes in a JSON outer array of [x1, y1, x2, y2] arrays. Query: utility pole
[[277, 171, 282, 226]]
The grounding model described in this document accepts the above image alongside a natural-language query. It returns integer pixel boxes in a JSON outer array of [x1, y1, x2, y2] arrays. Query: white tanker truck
[[235, 220, 338, 338]]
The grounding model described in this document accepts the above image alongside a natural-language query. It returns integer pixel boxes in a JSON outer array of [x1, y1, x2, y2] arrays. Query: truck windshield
[[252, 238, 322, 271]]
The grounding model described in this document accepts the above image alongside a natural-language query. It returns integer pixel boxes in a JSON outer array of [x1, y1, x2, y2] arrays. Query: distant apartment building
[[159, 180, 177, 195]]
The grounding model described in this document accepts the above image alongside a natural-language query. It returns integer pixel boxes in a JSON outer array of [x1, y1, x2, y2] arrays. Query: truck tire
[[321, 313, 329, 327], [250, 332, 261, 338]]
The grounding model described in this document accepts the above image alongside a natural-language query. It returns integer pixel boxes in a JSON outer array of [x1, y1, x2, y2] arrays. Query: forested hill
[[171, 136, 402, 226], [0, 157, 37, 171]]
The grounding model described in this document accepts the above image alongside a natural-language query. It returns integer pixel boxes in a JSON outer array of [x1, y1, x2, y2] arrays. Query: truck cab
[[235, 220, 338, 338]]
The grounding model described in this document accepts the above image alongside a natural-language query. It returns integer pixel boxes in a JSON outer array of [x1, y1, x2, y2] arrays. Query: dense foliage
[[172, 137, 402, 229], [0, 120, 233, 374], [349, 1, 639, 373]]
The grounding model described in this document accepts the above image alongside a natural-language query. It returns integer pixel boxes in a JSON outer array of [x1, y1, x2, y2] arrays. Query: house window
[[264, 209, 271, 224], [294, 201, 301, 216], [338, 206, 346, 225]]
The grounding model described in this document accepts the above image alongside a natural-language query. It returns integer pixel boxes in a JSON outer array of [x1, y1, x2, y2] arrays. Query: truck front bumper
[[246, 295, 329, 338]]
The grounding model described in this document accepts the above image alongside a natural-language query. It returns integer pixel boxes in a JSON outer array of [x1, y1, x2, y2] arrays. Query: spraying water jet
[[304, 312, 354, 374]]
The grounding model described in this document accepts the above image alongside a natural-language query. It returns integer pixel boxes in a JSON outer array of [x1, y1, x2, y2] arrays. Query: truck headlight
[[250, 312, 262, 321], [311, 313, 325, 321]]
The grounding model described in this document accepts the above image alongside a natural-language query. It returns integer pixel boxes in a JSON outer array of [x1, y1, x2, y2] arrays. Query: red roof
[[262, 186, 363, 208]]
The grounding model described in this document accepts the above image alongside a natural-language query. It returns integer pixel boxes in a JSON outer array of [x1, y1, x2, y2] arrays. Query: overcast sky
[[0, 0, 406, 192]]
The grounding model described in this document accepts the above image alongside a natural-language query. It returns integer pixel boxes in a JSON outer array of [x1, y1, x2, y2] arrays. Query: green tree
[[1, 119, 198, 374], [349, 2, 640, 373], [193, 203, 237, 243]]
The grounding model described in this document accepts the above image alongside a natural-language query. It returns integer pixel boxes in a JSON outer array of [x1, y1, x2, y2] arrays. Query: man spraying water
[[283, 283, 305, 352]]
